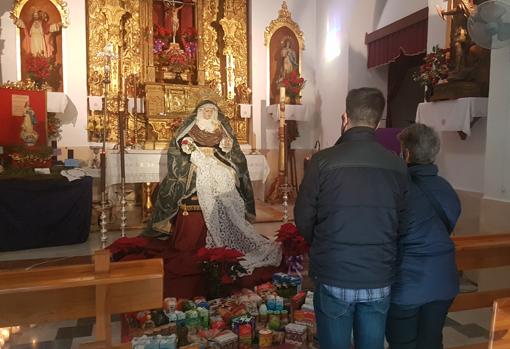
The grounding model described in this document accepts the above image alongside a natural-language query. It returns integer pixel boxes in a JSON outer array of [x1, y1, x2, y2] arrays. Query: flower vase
[[204, 262, 230, 300], [290, 95, 301, 105], [33, 79, 44, 89], [425, 85, 434, 102], [174, 71, 183, 82], [205, 275, 231, 300]]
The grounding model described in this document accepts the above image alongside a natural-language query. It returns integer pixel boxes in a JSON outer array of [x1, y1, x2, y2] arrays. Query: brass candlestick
[[97, 43, 118, 248]]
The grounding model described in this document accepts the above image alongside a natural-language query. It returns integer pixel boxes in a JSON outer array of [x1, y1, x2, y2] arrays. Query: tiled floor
[[0, 215, 494, 348], [3, 309, 491, 349]]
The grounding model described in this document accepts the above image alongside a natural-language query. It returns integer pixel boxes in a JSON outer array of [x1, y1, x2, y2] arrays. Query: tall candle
[[279, 86, 286, 103], [251, 132, 257, 151]]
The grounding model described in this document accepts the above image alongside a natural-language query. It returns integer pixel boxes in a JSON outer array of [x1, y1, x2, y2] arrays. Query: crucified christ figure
[[170, 2, 184, 43]]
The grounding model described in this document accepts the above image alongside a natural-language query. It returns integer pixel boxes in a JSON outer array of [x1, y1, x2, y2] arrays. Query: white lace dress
[[190, 149, 282, 273]]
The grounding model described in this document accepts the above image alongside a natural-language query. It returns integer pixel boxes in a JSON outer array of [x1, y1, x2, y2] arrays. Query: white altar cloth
[[244, 153, 270, 183], [416, 97, 488, 136], [47, 92, 68, 113], [106, 150, 270, 186]]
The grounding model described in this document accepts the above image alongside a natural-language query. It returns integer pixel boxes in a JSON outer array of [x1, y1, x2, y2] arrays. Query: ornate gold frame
[[10, 0, 70, 28], [264, 1, 305, 51], [264, 1, 305, 104], [86, 0, 250, 146]]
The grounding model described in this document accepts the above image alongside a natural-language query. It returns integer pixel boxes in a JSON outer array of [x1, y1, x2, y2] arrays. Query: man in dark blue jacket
[[295, 87, 408, 349]]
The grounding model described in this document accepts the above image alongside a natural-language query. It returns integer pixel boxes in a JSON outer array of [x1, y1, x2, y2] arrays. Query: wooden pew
[[489, 297, 510, 349], [449, 234, 510, 349], [0, 250, 163, 348], [451, 234, 510, 312]]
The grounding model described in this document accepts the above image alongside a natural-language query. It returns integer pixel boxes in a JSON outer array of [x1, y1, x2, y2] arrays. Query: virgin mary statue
[[147, 100, 281, 273]]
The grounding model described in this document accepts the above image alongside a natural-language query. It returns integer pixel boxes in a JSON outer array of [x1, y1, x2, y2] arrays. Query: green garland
[[7, 145, 52, 162]]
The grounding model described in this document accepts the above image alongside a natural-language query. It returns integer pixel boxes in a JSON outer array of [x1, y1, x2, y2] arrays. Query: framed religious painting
[[11, 0, 69, 92], [0, 86, 48, 147], [265, 1, 305, 105]]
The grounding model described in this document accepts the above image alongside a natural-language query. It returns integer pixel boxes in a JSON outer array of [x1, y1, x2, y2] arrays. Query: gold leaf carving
[[11, 0, 70, 28], [264, 1, 305, 50], [86, 0, 142, 142], [201, 0, 222, 95]]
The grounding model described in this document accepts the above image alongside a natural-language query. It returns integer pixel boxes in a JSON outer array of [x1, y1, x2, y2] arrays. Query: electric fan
[[468, 0, 510, 49]]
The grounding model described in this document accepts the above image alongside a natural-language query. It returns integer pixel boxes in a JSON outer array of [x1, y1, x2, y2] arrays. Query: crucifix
[[162, 0, 195, 43]]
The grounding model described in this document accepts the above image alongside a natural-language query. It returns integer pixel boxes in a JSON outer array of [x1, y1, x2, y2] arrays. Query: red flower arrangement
[[413, 45, 450, 87], [276, 223, 309, 277], [280, 71, 306, 97], [154, 23, 172, 39], [276, 223, 309, 257], [196, 247, 247, 299], [181, 27, 198, 43], [159, 44, 193, 73], [26, 54, 53, 87]]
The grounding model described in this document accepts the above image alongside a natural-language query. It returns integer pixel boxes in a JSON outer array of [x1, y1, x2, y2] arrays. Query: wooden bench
[[451, 234, 510, 312], [489, 297, 510, 349], [449, 234, 510, 349], [0, 250, 163, 348]]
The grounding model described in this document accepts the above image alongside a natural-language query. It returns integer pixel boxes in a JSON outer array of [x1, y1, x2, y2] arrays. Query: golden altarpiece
[[86, 0, 250, 148]]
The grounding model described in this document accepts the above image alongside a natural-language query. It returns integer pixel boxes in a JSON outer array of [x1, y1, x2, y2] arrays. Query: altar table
[[47, 92, 68, 113], [0, 176, 92, 252], [105, 150, 270, 186], [416, 97, 488, 137]]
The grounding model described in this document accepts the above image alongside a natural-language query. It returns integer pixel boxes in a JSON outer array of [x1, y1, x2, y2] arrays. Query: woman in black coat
[[386, 123, 461, 349]]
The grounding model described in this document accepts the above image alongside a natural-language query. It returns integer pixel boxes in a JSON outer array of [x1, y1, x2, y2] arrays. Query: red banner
[[0, 88, 47, 146]]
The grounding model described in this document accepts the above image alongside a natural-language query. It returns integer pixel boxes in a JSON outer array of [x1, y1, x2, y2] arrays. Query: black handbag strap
[[411, 175, 454, 234]]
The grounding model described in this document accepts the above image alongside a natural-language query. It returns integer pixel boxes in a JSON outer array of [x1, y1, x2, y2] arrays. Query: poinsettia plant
[[26, 54, 54, 87], [276, 223, 309, 277], [280, 71, 306, 97], [196, 247, 247, 299], [413, 45, 450, 87], [276, 223, 309, 257], [159, 44, 193, 72]]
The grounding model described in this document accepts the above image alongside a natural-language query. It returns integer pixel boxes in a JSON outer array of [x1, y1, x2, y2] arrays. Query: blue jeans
[[314, 283, 391, 349]]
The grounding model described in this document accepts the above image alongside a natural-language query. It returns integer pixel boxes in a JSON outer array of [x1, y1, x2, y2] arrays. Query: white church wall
[[0, 3, 18, 83], [347, 1, 389, 126], [377, 0, 428, 29], [483, 45, 510, 202], [315, 0, 388, 148], [314, 0, 352, 148], [59, 0, 89, 147], [250, 0, 318, 150]]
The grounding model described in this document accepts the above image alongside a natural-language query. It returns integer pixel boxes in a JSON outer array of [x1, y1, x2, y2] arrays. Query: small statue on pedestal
[[433, 0, 490, 100]]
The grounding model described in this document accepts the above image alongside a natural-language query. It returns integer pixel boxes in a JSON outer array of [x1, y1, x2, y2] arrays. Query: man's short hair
[[398, 123, 440, 164], [346, 87, 385, 127]]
